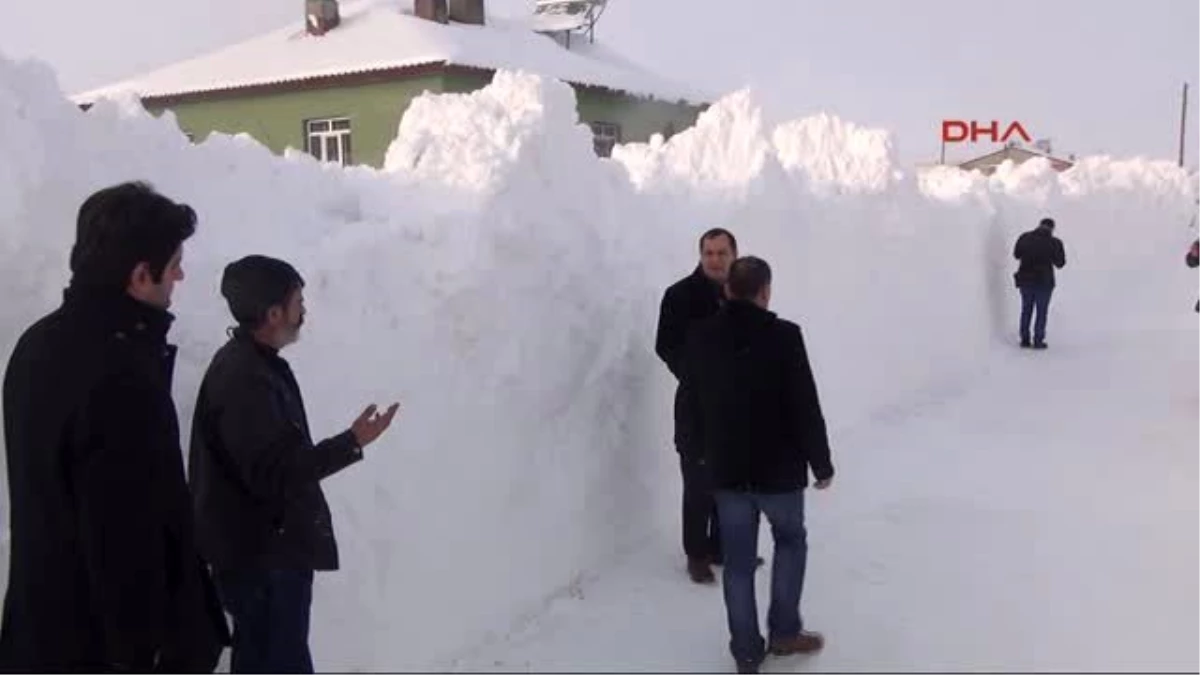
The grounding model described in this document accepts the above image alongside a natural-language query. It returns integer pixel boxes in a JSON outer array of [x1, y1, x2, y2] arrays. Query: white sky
[[4, 0, 1197, 166]]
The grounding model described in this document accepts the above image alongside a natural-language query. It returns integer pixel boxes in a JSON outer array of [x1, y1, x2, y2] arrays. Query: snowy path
[[455, 312, 1199, 673]]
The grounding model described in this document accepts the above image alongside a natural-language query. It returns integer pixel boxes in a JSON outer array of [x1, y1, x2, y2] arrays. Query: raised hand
[[350, 402, 400, 449]]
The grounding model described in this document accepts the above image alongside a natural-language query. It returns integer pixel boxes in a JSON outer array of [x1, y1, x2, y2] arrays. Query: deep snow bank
[[0, 53, 1195, 670]]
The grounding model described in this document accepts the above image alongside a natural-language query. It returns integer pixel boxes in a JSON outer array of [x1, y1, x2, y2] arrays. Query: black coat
[[682, 300, 834, 493], [188, 331, 362, 572], [655, 267, 725, 457], [0, 285, 229, 673], [1013, 227, 1067, 288]]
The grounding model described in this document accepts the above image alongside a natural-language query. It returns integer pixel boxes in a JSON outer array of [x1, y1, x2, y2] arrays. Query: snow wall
[[0, 53, 1196, 670]]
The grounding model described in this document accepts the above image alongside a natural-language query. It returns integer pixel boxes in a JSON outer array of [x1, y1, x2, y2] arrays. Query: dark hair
[[699, 228, 738, 254], [1039, 217, 1056, 230], [727, 256, 772, 300], [70, 181, 197, 288], [220, 255, 305, 329]]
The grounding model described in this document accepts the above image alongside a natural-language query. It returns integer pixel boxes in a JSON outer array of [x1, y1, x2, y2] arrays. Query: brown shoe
[[769, 630, 825, 655], [686, 557, 716, 584]]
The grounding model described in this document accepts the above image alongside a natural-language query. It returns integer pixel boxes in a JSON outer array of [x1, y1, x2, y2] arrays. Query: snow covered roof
[[72, 0, 709, 106], [959, 145, 1074, 172]]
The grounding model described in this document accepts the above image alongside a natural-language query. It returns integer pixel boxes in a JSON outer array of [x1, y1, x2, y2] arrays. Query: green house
[[72, 0, 709, 168]]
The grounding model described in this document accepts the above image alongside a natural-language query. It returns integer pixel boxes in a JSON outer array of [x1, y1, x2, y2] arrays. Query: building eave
[[77, 61, 707, 111]]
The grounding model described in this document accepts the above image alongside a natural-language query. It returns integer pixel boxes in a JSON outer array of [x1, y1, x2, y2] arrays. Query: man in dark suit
[[655, 228, 737, 584], [1, 181, 229, 672], [1013, 217, 1067, 349], [683, 256, 834, 674]]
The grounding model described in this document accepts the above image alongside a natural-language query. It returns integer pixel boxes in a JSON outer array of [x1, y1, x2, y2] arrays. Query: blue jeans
[[1019, 285, 1054, 344], [214, 569, 315, 673], [714, 489, 808, 665]]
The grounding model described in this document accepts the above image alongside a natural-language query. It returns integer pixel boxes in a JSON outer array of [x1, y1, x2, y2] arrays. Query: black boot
[[686, 557, 716, 584]]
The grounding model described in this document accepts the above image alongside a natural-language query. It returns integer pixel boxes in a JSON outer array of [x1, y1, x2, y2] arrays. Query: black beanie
[[220, 255, 305, 327]]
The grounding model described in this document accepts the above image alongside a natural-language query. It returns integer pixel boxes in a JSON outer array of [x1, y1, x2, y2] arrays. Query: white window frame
[[590, 121, 621, 157], [305, 117, 353, 166]]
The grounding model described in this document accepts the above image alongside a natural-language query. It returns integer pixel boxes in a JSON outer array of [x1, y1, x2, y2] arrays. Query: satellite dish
[[531, 0, 609, 47]]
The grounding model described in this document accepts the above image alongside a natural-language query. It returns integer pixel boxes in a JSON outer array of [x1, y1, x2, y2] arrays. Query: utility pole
[[1179, 82, 1189, 167]]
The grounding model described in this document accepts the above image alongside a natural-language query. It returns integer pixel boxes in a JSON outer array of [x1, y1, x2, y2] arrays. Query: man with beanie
[[1, 182, 229, 672], [1013, 217, 1067, 349], [188, 255, 399, 673], [682, 256, 834, 674]]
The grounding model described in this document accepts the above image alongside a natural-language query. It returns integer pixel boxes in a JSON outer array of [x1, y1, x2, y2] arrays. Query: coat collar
[[62, 282, 175, 344], [723, 298, 776, 322]]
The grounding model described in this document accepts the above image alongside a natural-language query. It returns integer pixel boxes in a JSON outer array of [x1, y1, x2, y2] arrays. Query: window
[[590, 121, 621, 158], [305, 117, 353, 166]]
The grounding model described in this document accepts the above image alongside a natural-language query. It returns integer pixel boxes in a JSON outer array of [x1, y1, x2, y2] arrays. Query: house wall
[[151, 70, 705, 168], [149, 75, 445, 169]]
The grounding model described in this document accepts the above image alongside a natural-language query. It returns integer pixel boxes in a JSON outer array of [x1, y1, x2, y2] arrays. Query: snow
[[71, 0, 708, 106], [1, 47, 1198, 673]]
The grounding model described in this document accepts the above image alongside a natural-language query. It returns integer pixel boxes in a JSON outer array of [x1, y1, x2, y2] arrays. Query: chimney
[[306, 0, 340, 35], [414, 0, 448, 23], [448, 0, 485, 24]]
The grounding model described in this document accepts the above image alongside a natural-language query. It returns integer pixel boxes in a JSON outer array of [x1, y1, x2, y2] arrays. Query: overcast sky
[[3, 0, 1197, 166]]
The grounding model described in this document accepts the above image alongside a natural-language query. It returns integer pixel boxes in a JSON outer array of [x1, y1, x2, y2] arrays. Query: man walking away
[[0, 182, 229, 672], [1013, 217, 1067, 349], [656, 228, 737, 584], [189, 255, 399, 673], [683, 256, 835, 674], [1186, 239, 1198, 312]]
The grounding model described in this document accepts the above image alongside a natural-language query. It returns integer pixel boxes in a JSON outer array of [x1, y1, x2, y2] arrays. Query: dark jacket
[[655, 266, 725, 457], [188, 330, 362, 572], [681, 300, 834, 493], [1013, 227, 1067, 288], [0, 285, 229, 673]]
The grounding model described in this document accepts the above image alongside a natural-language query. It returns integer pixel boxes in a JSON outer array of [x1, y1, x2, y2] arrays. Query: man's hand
[[351, 402, 400, 449], [814, 477, 833, 490]]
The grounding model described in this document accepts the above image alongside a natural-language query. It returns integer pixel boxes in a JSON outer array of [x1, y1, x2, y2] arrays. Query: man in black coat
[[0, 182, 229, 672], [655, 228, 738, 584], [188, 255, 399, 673], [1013, 217, 1067, 349], [682, 256, 834, 674]]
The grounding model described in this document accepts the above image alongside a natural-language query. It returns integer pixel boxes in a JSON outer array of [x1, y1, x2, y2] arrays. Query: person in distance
[[1012, 217, 1067, 349]]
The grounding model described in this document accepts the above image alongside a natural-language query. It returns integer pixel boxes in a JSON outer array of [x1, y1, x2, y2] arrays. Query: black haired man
[[682, 256, 834, 674], [656, 228, 739, 584], [1, 181, 229, 672], [188, 255, 399, 673]]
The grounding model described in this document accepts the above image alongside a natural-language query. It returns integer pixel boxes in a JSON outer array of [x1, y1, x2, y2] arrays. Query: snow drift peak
[[772, 112, 900, 193], [613, 87, 779, 195], [383, 70, 598, 194]]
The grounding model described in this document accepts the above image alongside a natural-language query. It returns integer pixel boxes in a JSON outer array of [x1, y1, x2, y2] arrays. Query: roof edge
[[958, 145, 1074, 168], [73, 62, 710, 110]]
